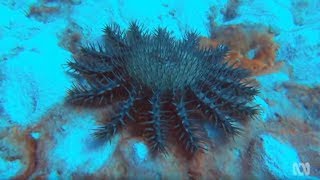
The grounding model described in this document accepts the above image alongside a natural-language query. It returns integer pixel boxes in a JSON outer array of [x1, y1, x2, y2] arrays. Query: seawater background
[[0, 0, 319, 179]]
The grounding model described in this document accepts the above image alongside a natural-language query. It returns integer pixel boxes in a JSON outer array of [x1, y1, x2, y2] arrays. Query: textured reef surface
[[0, 0, 320, 179]]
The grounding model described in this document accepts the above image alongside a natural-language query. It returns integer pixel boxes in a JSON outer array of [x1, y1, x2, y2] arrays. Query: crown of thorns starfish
[[67, 22, 259, 154]]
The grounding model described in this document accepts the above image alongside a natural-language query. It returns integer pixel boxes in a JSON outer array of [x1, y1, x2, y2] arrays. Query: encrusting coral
[[0, 128, 37, 179], [66, 22, 259, 155], [200, 24, 282, 75]]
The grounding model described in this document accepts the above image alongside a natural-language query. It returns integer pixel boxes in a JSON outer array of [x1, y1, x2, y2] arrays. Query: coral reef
[[58, 22, 82, 53], [200, 24, 283, 75], [223, 0, 241, 21], [27, 4, 60, 22], [291, 0, 320, 26], [67, 22, 259, 155], [27, 0, 80, 22], [284, 82, 320, 122], [1, 0, 320, 178], [0, 127, 38, 179]]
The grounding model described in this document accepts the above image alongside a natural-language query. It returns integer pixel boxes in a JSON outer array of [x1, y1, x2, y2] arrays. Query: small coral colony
[[67, 22, 259, 155]]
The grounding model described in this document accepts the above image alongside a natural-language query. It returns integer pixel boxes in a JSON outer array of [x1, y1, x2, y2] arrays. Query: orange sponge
[[200, 24, 282, 75]]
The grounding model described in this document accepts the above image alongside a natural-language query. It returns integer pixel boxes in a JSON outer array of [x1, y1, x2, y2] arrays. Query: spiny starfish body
[[67, 22, 259, 155]]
